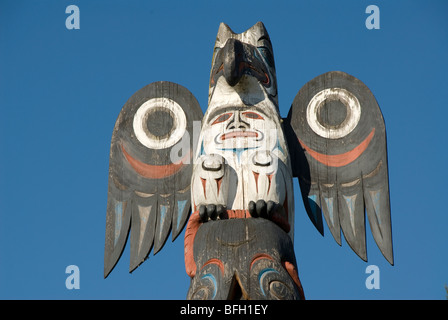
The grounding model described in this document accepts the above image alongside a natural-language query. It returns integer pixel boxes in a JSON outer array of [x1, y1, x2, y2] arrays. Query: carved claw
[[248, 200, 279, 219], [198, 204, 226, 222]]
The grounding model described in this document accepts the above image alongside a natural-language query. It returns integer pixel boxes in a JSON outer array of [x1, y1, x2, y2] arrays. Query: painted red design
[[298, 128, 375, 167]]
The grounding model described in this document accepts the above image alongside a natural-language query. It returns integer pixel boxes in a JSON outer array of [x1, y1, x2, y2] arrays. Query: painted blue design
[[176, 199, 188, 229], [343, 195, 356, 214], [324, 197, 334, 225], [217, 146, 259, 163], [199, 140, 206, 156], [258, 268, 279, 297], [343, 194, 357, 232], [159, 205, 167, 221], [201, 273, 217, 299], [274, 138, 285, 155], [114, 202, 123, 246], [307, 194, 319, 222], [158, 205, 168, 241], [253, 47, 261, 61]]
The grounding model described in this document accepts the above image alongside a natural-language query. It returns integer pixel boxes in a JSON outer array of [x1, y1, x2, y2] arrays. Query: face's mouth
[[220, 130, 258, 141], [211, 62, 270, 87]]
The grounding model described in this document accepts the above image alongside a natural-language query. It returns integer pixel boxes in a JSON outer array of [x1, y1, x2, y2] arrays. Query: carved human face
[[210, 108, 269, 150], [198, 100, 284, 165]]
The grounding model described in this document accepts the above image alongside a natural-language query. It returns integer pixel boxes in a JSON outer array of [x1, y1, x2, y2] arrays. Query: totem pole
[[104, 22, 393, 300]]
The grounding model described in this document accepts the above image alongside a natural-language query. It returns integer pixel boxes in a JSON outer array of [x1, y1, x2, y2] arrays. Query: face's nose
[[226, 111, 250, 130]]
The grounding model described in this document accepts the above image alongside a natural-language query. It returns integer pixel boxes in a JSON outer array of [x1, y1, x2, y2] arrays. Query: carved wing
[[104, 81, 203, 277], [285, 71, 393, 264]]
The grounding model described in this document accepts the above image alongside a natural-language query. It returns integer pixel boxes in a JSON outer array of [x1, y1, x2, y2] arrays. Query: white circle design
[[306, 88, 361, 139], [133, 97, 187, 149]]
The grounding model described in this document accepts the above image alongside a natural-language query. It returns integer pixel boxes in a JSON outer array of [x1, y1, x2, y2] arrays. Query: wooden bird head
[[207, 22, 278, 122]]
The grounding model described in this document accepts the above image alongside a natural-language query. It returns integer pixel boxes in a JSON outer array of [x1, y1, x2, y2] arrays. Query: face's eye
[[257, 46, 275, 68], [212, 112, 233, 125], [213, 47, 222, 58], [212, 47, 222, 66], [242, 111, 264, 120]]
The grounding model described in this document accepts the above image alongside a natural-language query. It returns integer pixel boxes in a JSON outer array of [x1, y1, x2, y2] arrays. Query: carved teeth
[[221, 131, 258, 140]]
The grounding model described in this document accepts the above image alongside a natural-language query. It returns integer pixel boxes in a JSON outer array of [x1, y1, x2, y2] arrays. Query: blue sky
[[0, 0, 447, 300]]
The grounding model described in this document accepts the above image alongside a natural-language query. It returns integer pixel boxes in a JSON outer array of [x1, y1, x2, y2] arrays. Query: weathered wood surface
[[104, 21, 393, 300], [104, 81, 203, 277], [186, 22, 301, 299], [186, 217, 304, 300], [286, 71, 393, 265]]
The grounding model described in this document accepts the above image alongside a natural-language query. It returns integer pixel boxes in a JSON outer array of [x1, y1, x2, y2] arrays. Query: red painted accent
[[238, 62, 270, 85], [200, 178, 207, 199], [221, 209, 289, 232], [298, 128, 375, 167], [184, 211, 202, 278], [215, 177, 223, 196], [211, 63, 224, 86], [222, 209, 250, 219], [242, 111, 264, 120], [252, 171, 259, 193], [221, 131, 258, 140], [121, 144, 188, 179], [212, 112, 233, 125], [201, 258, 225, 276], [250, 253, 274, 269], [282, 261, 305, 300]]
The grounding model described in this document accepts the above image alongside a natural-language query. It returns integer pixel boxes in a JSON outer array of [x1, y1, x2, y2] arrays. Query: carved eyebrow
[[208, 107, 238, 122], [257, 35, 273, 50], [207, 106, 267, 124], [258, 35, 271, 43]]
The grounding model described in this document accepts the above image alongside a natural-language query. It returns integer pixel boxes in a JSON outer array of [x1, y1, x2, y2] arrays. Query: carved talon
[[248, 200, 279, 219], [199, 204, 226, 222]]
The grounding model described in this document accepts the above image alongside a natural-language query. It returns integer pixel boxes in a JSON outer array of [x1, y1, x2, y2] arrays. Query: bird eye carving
[[133, 97, 186, 149], [257, 46, 275, 68]]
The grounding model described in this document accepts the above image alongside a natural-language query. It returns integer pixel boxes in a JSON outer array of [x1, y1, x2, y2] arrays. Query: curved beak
[[211, 38, 270, 88]]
